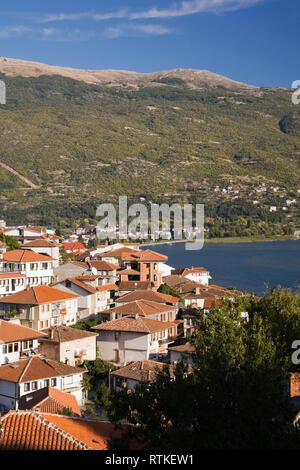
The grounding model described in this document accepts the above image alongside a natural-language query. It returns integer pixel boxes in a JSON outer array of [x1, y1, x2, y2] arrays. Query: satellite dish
[[91, 267, 98, 275]]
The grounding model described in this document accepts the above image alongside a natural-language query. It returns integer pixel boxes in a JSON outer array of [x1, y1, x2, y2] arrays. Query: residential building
[[99, 299, 177, 323], [0, 319, 46, 365], [0, 285, 80, 330], [92, 314, 178, 363], [0, 249, 55, 288], [21, 239, 60, 267], [0, 356, 86, 410], [39, 325, 97, 366], [97, 247, 168, 288], [1, 226, 47, 243], [54, 276, 118, 319], [171, 267, 211, 285], [110, 360, 175, 392], [168, 342, 195, 365]]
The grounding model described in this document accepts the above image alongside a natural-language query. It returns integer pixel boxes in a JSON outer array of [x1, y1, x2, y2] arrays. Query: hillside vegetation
[[0, 66, 299, 238]]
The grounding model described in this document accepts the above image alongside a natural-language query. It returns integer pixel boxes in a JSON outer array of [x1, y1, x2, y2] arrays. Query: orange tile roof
[[97, 283, 118, 292], [0, 319, 46, 343], [101, 247, 167, 262], [0, 285, 80, 305], [19, 386, 81, 416], [0, 411, 88, 450], [2, 249, 56, 262], [90, 260, 119, 271], [0, 272, 25, 279], [67, 277, 98, 294], [101, 299, 176, 317], [93, 315, 176, 334], [21, 239, 58, 247], [0, 356, 85, 383]]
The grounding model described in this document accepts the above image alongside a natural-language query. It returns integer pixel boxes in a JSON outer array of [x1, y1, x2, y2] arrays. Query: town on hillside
[[0, 223, 299, 450]]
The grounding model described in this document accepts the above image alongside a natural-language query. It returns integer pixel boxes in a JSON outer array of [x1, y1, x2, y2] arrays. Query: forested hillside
[[0, 68, 299, 237]]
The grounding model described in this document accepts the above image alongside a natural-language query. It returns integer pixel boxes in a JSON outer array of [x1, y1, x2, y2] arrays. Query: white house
[[171, 267, 211, 286], [92, 314, 178, 364], [21, 239, 60, 267], [0, 319, 46, 365], [0, 356, 86, 411], [0, 249, 55, 287], [0, 273, 26, 297], [110, 360, 175, 392], [0, 285, 80, 331]]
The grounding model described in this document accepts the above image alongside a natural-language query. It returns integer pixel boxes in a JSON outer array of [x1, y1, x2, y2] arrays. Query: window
[[44, 379, 49, 387], [114, 332, 120, 341], [51, 378, 57, 386], [2, 344, 7, 354], [8, 343, 13, 353], [32, 381, 38, 390], [14, 343, 18, 352], [24, 383, 30, 392]]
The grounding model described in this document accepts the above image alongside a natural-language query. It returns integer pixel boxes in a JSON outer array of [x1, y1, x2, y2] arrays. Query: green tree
[[81, 375, 92, 401], [107, 295, 297, 450], [94, 383, 111, 408]]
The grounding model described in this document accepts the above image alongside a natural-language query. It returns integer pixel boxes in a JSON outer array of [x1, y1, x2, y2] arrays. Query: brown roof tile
[[111, 360, 175, 382], [93, 315, 176, 334]]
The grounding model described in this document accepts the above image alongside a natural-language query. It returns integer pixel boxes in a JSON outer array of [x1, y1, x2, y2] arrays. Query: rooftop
[[93, 315, 176, 334], [18, 386, 81, 416], [111, 360, 175, 382], [0, 285, 80, 305], [0, 319, 46, 343]]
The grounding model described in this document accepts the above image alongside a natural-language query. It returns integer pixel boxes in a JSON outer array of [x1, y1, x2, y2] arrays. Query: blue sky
[[0, 0, 299, 87]]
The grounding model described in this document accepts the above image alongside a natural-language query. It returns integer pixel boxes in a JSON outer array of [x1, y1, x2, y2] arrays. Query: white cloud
[[130, 0, 265, 19], [36, 0, 266, 24], [103, 23, 172, 39]]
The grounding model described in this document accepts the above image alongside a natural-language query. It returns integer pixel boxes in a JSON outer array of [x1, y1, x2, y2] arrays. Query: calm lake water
[[148, 239, 300, 295]]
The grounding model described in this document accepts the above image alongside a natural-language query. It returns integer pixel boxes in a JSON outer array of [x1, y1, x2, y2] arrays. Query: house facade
[[92, 315, 178, 364], [0, 356, 86, 411], [39, 325, 97, 366], [0, 319, 46, 365], [0, 285, 80, 331]]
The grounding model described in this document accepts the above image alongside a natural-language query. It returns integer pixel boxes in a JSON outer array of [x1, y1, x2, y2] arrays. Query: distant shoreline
[[140, 235, 299, 247]]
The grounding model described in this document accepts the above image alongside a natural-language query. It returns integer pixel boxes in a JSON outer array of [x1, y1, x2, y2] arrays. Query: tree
[[81, 375, 92, 401], [94, 383, 111, 408], [157, 283, 176, 296], [107, 295, 297, 450]]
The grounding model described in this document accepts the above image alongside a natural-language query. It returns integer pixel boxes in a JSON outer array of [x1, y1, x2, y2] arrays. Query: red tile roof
[[0, 356, 85, 383], [93, 315, 176, 334], [97, 283, 118, 292], [63, 242, 85, 252], [2, 249, 56, 263], [21, 239, 58, 247], [0, 285, 80, 305], [0, 411, 129, 450], [0, 319, 46, 343], [0, 272, 25, 279], [18, 386, 81, 416]]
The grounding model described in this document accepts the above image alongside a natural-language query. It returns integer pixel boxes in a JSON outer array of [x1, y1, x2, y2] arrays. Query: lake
[[148, 239, 300, 295]]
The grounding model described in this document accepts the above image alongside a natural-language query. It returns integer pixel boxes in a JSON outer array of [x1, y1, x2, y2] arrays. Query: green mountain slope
[[0, 67, 299, 237]]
